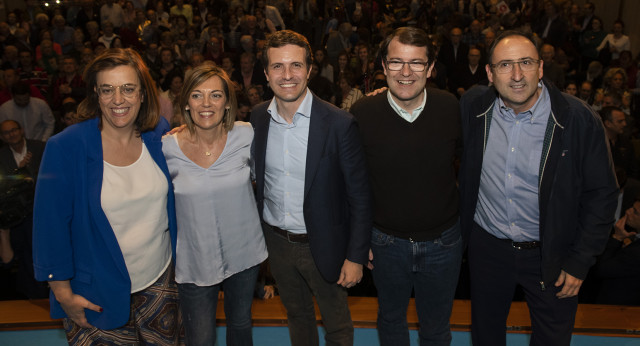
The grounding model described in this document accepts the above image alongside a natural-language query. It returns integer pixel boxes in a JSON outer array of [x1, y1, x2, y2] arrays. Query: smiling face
[[96, 65, 142, 132], [383, 37, 433, 112], [486, 35, 543, 114], [186, 75, 228, 131], [264, 44, 311, 108]]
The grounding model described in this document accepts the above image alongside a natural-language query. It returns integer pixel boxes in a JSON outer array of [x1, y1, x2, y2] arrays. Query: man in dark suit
[[250, 30, 372, 346], [0, 119, 48, 299], [0, 119, 45, 179], [437, 27, 469, 84]]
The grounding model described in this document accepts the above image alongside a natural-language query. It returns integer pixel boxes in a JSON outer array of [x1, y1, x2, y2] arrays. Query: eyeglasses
[[490, 59, 540, 74], [0, 127, 19, 136], [96, 84, 140, 101], [385, 60, 429, 72]]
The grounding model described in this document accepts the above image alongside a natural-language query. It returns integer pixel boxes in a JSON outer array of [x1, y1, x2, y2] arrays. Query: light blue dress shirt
[[263, 89, 313, 234], [474, 83, 552, 241]]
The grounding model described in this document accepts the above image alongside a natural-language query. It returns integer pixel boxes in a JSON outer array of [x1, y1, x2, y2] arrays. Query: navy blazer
[[32, 117, 177, 329], [251, 92, 372, 282]]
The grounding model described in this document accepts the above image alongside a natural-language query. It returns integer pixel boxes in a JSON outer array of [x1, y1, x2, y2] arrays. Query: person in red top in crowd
[[0, 68, 44, 106], [50, 56, 86, 111]]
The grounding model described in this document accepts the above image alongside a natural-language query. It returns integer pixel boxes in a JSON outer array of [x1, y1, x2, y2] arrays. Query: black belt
[[502, 239, 540, 250], [268, 224, 309, 243]]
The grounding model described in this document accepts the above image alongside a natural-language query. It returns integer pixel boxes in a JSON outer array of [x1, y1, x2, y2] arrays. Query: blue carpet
[[2, 327, 639, 345]]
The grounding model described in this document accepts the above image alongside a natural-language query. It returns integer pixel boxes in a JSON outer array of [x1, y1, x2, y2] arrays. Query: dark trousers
[[468, 222, 578, 346], [262, 223, 353, 346]]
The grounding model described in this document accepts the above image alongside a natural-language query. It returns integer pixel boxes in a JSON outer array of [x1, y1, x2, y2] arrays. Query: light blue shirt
[[474, 82, 551, 241], [263, 89, 313, 234]]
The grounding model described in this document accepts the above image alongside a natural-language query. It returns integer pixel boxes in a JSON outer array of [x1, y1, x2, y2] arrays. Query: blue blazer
[[32, 117, 177, 330], [251, 93, 372, 282]]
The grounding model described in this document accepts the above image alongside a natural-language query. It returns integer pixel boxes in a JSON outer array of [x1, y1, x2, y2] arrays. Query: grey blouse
[[163, 122, 267, 286]]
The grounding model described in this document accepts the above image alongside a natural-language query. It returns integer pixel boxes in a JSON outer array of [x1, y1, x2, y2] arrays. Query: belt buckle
[[512, 242, 523, 250], [286, 231, 295, 243]]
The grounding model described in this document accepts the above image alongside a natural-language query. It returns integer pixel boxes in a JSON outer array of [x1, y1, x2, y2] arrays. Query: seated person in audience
[[449, 46, 487, 97], [0, 68, 44, 106], [564, 81, 578, 97], [0, 119, 48, 299], [308, 61, 335, 104], [0, 82, 55, 142], [50, 56, 86, 112], [592, 197, 640, 305], [599, 106, 639, 179]]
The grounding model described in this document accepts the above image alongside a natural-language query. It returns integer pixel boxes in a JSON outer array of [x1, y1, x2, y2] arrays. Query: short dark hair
[[599, 106, 623, 123], [11, 81, 30, 96], [261, 30, 313, 70], [379, 27, 436, 68], [487, 30, 539, 64]]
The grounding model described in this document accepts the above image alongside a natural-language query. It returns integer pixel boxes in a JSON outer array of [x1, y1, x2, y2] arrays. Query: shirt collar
[[267, 88, 313, 124], [497, 81, 548, 123], [387, 88, 427, 123]]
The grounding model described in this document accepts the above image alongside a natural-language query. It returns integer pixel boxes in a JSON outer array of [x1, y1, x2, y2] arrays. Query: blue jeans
[[371, 221, 463, 346], [178, 265, 260, 346]]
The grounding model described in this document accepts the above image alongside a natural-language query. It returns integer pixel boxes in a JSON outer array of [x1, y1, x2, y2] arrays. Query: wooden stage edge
[[1, 298, 639, 338]]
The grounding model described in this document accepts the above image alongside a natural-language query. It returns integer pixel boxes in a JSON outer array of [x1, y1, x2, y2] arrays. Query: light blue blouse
[[162, 122, 267, 286]]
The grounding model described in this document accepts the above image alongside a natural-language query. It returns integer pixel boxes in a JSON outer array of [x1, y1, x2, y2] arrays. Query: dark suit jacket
[[0, 139, 46, 181], [251, 92, 372, 282], [437, 40, 469, 73]]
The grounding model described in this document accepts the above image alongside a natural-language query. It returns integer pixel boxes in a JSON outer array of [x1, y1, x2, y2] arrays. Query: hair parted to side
[[178, 61, 237, 134], [77, 48, 160, 132], [261, 30, 313, 70], [379, 27, 436, 68]]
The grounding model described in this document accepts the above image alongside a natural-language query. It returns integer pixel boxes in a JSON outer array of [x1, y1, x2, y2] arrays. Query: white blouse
[[102, 143, 171, 293]]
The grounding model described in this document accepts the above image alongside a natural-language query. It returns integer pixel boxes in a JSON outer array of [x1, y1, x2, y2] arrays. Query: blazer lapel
[[252, 104, 271, 201], [304, 96, 329, 199]]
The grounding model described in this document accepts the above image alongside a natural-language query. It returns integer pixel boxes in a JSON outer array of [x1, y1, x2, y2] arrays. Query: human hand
[[263, 285, 275, 299], [554, 270, 583, 298], [336, 259, 363, 288], [613, 215, 637, 241], [18, 152, 32, 168], [366, 249, 374, 270], [366, 87, 387, 97], [166, 124, 186, 135], [49, 281, 102, 328]]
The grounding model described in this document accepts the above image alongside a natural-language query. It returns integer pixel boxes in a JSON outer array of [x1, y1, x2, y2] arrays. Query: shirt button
[[511, 147, 515, 152], [516, 121, 520, 124], [511, 222, 515, 226], [508, 174, 512, 178], [509, 199, 512, 203]]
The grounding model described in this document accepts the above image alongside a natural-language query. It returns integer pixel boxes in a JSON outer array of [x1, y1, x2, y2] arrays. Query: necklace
[[205, 151, 212, 156]]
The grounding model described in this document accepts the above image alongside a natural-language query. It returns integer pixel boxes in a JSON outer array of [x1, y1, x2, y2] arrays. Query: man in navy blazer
[[250, 30, 372, 346]]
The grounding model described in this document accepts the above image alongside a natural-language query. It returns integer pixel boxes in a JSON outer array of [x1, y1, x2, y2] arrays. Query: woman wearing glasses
[[32, 48, 182, 345], [162, 63, 267, 345]]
